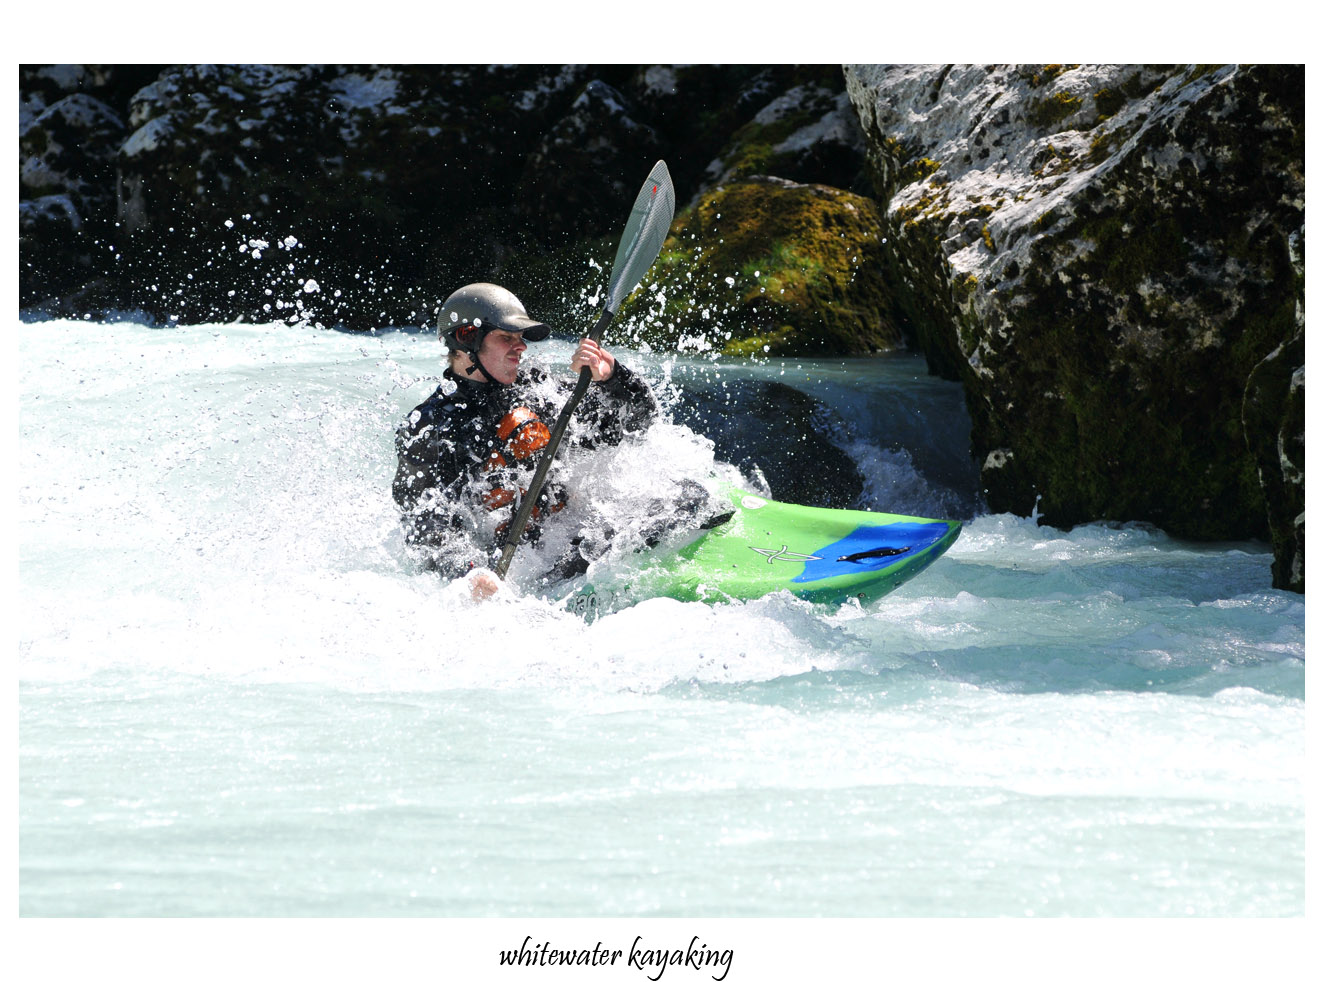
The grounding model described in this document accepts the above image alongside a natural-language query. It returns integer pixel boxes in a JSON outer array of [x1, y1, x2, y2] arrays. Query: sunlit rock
[[846, 64, 1304, 579], [616, 176, 903, 357]]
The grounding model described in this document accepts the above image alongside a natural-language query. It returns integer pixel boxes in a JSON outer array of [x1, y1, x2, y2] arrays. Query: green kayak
[[560, 483, 961, 619]]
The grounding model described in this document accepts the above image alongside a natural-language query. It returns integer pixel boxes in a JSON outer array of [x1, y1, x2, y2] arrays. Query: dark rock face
[[699, 77, 867, 194], [20, 64, 867, 334], [514, 79, 665, 247], [108, 64, 605, 327], [669, 378, 866, 509], [846, 64, 1304, 589], [19, 65, 157, 310], [1242, 326, 1305, 591]]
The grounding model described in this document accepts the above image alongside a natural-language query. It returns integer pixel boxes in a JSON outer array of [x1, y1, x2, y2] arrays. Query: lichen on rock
[[846, 63, 1304, 584]]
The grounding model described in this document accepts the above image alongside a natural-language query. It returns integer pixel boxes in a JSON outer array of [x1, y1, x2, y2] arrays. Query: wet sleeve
[[572, 360, 659, 447], [392, 411, 483, 560], [392, 411, 449, 514]]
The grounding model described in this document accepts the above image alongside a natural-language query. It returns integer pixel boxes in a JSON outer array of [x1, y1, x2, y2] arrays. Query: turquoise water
[[18, 322, 1306, 932]]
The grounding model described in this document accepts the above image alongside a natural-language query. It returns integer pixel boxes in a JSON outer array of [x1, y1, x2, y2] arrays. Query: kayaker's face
[[478, 329, 526, 385]]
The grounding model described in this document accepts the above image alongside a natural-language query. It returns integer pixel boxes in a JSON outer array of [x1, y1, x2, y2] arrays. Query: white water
[[18, 321, 1305, 934]]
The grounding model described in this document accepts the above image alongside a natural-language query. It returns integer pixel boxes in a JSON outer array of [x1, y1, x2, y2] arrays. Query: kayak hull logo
[[750, 545, 822, 564]]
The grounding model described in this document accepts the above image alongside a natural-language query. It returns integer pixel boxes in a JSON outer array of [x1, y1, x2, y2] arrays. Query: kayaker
[[392, 282, 659, 599]]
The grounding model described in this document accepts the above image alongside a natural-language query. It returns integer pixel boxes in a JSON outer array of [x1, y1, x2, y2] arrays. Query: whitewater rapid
[[19, 320, 1305, 932]]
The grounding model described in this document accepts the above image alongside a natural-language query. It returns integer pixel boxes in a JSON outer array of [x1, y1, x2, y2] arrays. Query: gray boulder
[[846, 64, 1304, 587], [1242, 325, 1305, 591], [700, 81, 867, 196], [669, 377, 866, 509]]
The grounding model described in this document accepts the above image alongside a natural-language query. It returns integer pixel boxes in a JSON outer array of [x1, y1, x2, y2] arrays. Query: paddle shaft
[[493, 307, 612, 577], [490, 160, 674, 580]]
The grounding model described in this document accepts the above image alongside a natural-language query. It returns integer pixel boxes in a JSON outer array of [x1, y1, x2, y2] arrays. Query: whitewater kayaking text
[[499, 935, 734, 980]]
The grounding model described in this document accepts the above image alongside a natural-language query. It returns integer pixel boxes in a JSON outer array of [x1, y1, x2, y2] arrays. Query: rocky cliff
[[845, 64, 1304, 590], [20, 64, 866, 331]]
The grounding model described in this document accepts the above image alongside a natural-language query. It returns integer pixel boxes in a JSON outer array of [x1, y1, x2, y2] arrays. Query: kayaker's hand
[[468, 568, 501, 602], [570, 338, 615, 382]]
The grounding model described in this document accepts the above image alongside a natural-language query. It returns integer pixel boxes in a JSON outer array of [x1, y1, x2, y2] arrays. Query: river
[[17, 319, 1306, 971]]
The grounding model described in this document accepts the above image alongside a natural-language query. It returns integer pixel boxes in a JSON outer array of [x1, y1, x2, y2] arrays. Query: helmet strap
[[464, 348, 503, 385]]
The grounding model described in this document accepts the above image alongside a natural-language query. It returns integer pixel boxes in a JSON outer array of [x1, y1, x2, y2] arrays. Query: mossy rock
[[612, 176, 905, 358], [847, 64, 1304, 552], [1242, 325, 1305, 591]]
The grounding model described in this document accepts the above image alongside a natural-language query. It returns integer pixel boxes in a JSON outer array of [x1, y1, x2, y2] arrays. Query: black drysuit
[[392, 362, 658, 579]]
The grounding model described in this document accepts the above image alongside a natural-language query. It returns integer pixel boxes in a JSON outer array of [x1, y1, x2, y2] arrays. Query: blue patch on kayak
[[792, 522, 951, 583]]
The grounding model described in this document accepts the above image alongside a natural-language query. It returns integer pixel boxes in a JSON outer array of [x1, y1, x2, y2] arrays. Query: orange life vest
[[480, 406, 566, 529]]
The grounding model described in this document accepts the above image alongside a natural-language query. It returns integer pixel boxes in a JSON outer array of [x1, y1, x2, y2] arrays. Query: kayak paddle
[[494, 159, 676, 578]]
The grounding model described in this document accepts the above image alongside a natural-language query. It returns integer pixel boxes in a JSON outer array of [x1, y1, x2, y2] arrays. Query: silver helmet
[[437, 283, 550, 352]]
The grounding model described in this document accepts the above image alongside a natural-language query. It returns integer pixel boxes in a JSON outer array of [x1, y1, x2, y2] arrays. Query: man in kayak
[[392, 282, 660, 598]]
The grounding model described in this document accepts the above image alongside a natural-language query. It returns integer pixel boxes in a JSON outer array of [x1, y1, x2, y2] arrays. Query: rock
[[1242, 325, 1305, 591], [20, 92, 123, 199], [19, 67, 131, 308], [513, 80, 665, 248], [626, 65, 860, 201], [845, 64, 1304, 552], [701, 77, 867, 194], [669, 377, 865, 508], [614, 176, 905, 358], [18, 63, 873, 340], [109, 64, 598, 326]]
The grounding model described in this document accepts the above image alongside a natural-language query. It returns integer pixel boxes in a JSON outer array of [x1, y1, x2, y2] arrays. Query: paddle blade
[[604, 160, 675, 315]]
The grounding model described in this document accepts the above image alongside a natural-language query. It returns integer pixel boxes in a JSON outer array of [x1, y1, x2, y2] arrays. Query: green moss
[[1093, 87, 1126, 121], [713, 85, 841, 182], [1120, 71, 1162, 100], [894, 185, 949, 227], [1024, 64, 1077, 88], [1087, 129, 1120, 165], [726, 141, 776, 178], [897, 156, 941, 185], [722, 324, 796, 357], [1077, 210, 1188, 292], [718, 113, 813, 180], [612, 179, 905, 356], [1029, 90, 1085, 128]]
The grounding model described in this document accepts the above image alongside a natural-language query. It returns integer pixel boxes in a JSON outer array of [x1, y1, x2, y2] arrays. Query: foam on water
[[18, 320, 1306, 918]]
